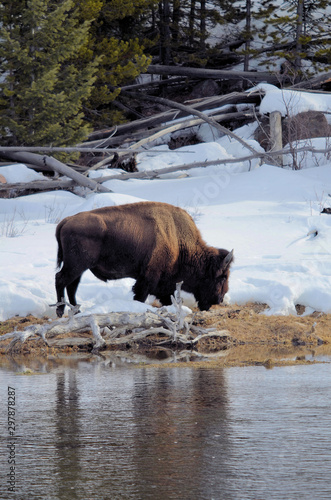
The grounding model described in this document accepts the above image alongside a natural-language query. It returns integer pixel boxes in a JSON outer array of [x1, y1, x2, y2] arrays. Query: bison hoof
[[56, 306, 65, 318]]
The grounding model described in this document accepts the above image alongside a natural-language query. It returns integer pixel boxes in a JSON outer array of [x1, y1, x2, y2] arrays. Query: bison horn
[[223, 249, 234, 269]]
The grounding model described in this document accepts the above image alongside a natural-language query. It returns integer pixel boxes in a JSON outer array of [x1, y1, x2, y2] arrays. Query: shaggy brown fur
[[55, 202, 233, 317]]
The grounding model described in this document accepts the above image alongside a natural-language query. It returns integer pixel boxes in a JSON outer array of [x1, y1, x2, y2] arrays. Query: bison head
[[196, 249, 234, 311]]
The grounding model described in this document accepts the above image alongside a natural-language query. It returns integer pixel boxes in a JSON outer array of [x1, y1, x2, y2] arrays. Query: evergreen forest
[[1, 0, 331, 147]]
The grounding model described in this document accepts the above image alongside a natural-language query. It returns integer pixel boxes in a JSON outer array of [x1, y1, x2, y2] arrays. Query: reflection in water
[[55, 372, 81, 500], [132, 369, 231, 499], [0, 357, 331, 499]]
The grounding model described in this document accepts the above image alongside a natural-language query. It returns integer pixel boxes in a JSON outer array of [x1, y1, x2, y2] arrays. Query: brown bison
[[55, 201, 234, 317]]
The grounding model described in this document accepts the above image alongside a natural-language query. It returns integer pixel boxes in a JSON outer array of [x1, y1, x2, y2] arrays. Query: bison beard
[[55, 201, 234, 317]]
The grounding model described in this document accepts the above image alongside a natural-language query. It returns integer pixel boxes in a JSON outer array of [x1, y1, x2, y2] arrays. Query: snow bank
[[1, 90, 331, 319], [255, 83, 331, 116]]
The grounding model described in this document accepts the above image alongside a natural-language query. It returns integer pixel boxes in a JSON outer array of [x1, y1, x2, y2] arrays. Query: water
[[1, 355, 331, 500]]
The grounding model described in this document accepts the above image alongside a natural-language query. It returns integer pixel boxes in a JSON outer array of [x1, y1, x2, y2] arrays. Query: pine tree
[[85, 0, 156, 127], [0, 0, 100, 147], [255, 0, 331, 79]]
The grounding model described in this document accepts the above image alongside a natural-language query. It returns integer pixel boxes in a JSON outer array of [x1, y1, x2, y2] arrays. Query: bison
[[55, 201, 234, 317]]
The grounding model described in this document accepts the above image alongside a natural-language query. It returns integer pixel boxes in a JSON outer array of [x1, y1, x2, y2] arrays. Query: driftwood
[[0, 283, 231, 355]]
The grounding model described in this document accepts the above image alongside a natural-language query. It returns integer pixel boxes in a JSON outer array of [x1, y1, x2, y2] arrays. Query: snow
[[1, 85, 331, 320], [0, 163, 45, 183], [255, 84, 331, 117]]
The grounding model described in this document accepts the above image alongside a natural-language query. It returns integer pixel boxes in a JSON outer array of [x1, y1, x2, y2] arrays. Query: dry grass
[[1, 303, 331, 367], [194, 302, 330, 347]]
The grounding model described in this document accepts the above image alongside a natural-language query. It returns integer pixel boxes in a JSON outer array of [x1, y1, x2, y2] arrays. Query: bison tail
[[56, 244, 63, 270], [55, 222, 64, 269]]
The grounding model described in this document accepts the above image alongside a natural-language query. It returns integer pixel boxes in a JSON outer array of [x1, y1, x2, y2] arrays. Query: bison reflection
[[55, 201, 234, 317]]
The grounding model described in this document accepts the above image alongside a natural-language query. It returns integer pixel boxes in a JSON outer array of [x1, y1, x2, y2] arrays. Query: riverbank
[[1, 303, 330, 367]]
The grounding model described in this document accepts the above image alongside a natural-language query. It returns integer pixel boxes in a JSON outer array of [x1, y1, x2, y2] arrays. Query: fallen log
[[146, 64, 282, 85], [1, 310, 231, 354], [290, 71, 331, 89], [129, 110, 254, 148], [90, 110, 255, 169], [81, 110, 180, 146], [0, 146, 155, 154], [121, 91, 260, 155], [0, 178, 75, 196], [91, 154, 261, 184], [82, 91, 260, 147], [120, 76, 187, 92], [0, 151, 111, 193], [90, 143, 331, 184]]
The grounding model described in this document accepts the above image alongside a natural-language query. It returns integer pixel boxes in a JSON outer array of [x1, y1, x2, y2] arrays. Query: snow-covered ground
[[1, 85, 331, 320]]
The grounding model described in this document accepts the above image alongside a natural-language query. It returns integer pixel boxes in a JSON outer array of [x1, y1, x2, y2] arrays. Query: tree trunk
[[200, 0, 206, 57], [189, 0, 196, 46], [172, 0, 181, 45], [244, 0, 252, 72], [295, 0, 304, 73], [159, 0, 171, 65]]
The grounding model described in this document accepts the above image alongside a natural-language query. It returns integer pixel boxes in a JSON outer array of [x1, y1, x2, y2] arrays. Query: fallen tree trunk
[[290, 70, 331, 89], [91, 156, 256, 184], [134, 110, 253, 146], [82, 91, 260, 146], [3, 144, 327, 195], [92, 110, 255, 169], [0, 178, 75, 196], [90, 143, 331, 183], [0, 151, 111, 193], [121, 91, 260, 155], [0, 146, 150, 154], [146, 64, 282, 84], [120, 76, 187, 92]]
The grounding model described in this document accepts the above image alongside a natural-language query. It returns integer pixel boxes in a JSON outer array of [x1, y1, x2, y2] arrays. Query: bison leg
[[156, 294, 172, 306], [132, 278, 150, 303], [133, 275, 174, 306], [55, 267, 83, 317], [55, 269, 67, 317], [67, 277, 81, 311]]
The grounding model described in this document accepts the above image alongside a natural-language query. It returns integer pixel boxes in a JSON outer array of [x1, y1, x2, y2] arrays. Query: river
[[1, 354, 331, 500]]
